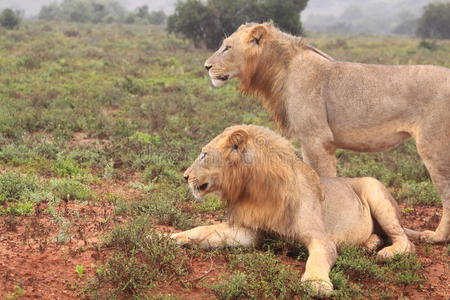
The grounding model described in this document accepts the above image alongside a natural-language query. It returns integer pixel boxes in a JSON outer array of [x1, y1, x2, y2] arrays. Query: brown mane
[[238, 24, 333, 132], [218, 125, 322, 237]]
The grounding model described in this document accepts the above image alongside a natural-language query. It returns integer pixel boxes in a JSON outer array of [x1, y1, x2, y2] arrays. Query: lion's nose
[[183, 175, 189, 182], [205, 65, 212, 71]]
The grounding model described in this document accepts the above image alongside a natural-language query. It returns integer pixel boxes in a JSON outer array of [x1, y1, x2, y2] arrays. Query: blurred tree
[[39, 0, 127, 24], [0, 8, 22, 29], [168, 0, 308, 49], [126, 6, 167, 25], [416, 2, 450, 39]]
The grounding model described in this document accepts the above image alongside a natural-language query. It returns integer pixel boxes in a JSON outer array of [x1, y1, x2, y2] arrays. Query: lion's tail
[[403, 228, 422, 240]]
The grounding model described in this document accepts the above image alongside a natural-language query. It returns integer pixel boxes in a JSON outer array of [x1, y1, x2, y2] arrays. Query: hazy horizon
[[0, 0, 444, 35]]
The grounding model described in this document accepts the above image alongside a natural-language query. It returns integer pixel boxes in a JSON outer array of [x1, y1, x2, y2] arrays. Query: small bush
[[0, 201, 35, 216], [50, 178, 92, 201], [196, 196, 224, 212], [394, 181, 440, 206], [211, 252, 308, 299], [100, 254, 153, 297], [96, 217, 187, 298], [417, 2, 450, 39], [0, 173, 39, 203], [53, 158, 86, 177], [385, 254, 424, 285], [0, 9, 21, 29], [334, 245, 385, 280]]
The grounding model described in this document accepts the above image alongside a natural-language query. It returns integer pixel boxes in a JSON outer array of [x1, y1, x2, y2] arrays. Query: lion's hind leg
[[346, 177, 415, 261], [170, 222, 260, 249]]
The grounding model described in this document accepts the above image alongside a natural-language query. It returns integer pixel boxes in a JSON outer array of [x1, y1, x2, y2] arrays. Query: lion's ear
[[228, 129, 248, 150], [248, 25, 267, 45]]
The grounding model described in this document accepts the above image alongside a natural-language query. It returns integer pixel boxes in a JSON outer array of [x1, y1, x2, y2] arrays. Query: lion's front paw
[[303, 280, 333, 297], [170, 232, 190, 246], [419, 230, 449, 244], [377, 241, 415, 261]]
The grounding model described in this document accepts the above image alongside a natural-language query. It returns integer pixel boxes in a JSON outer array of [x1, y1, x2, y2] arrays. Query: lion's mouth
[[197, 183, 209, 191], [216, 75, 229, 81]]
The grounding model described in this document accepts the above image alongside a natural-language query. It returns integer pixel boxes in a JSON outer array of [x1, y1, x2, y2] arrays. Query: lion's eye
[[200, 152, 207, 160], [222, 45, 231, 53]]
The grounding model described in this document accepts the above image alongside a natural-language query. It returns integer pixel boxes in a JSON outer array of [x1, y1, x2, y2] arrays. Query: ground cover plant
[[0, 22, 449, 299]]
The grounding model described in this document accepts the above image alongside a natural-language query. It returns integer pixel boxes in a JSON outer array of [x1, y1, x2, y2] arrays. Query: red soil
[[0, 198, 448, 299]]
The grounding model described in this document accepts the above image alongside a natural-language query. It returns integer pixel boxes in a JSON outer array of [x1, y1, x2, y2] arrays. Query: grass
[[87, 216, 188, 298], [211, 251, 311, 299], [0, 21, 448, 298]]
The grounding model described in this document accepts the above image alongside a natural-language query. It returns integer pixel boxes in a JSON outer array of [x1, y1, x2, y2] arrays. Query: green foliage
[[394, 181, 440, 206], [38, 0, 166, 25], [75, 265, 85, 278], [0, 9, 21, 29], [334, 245, 424, 286], [126, 184, 195, 230], [0, 173, 39, 203], [417, 2, 450, 39], [211, 252, 309, 299], [39, 0, 127, 23], [49, 178, 92, 201], [167, 0, 308, 49], [126, 6, 167, 25], [196, 195, 224, 212], [53, 158, 86, 177], [4, 286, 26, 300], [95, 217, 187, 298], [385, 254, 424, 285], [334, 245, 385, 281], [0, 201, 35, 216], [329, 271, 362, 299]]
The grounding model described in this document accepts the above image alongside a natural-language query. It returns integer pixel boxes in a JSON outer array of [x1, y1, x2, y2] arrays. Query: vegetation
[[38, 0, 166, 25], [0, 22, 448, 298], [167, 0, 308, 49], [416, 2, 450, 39], [0, 8, 21, 29]]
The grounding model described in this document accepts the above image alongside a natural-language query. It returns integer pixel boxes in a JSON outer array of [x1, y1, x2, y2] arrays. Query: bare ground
[[0, 188, 448, 299]]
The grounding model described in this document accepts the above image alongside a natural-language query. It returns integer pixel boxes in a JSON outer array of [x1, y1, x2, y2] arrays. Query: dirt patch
[[0, 201, 448, 299]]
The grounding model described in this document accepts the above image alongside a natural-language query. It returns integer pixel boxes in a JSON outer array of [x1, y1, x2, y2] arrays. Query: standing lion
[[172, 124, 414, 296], [203, 22, 450, 243]]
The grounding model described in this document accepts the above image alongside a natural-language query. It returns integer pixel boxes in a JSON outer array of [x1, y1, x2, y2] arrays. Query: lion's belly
[[331, 125, 411, 152], [320, 177, 373, 245]]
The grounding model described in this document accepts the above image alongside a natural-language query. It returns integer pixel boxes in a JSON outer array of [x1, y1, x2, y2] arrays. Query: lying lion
[[171, 125, 414, 295], [204, 22, 450, 243]]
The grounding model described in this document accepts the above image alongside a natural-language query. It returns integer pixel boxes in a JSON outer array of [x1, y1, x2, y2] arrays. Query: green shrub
[[417, 2, 450, 39], [196, 195, 224, 212], [334, 245, 385, 280], [385, 254, 424, 285], [211, 252, 308, 299], [0, 201, 35, 216], [0, 9, 21, 29], [0, 173, 39, 203], [100, 254, 153, 297], [96, 217, 187, 298], [168, 0, 308, 49], [53, 158, 86, 177], [394, 181, 440, 206], [50, 178, 92, 201]]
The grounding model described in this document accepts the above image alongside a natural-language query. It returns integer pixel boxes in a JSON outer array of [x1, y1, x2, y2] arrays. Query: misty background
[[0, 0, 445, 35]]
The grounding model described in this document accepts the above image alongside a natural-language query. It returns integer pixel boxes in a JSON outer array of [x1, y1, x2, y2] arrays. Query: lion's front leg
[[301, 237, 337, 296], [301, 138, 337, 177], [171, 222, 260, 249]]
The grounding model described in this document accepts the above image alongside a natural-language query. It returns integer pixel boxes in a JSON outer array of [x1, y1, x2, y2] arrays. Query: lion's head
[[183, 124, 302, 202], [204, 22, 279, 88], [204, 22, 310, 130]]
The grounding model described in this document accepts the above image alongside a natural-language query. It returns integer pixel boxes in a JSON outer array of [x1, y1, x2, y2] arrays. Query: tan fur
[[204, 22, 450, 243], [172, 125, 414, 296]]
